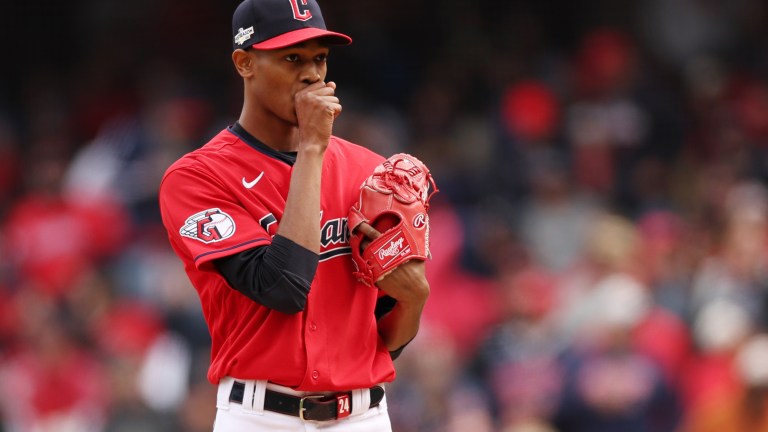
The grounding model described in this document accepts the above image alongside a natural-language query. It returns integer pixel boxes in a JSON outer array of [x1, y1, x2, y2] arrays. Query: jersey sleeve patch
[[180, 208, 236, 244]]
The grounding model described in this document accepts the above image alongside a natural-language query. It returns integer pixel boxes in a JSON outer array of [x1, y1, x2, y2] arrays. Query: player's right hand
[[294, 81, 342, 153]]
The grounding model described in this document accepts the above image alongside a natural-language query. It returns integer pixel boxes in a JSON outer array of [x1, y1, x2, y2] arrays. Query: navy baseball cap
[[232, 0, 352, 50]]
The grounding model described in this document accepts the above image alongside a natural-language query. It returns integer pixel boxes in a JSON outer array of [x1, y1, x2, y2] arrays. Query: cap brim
[[252, 27, 352, 50]]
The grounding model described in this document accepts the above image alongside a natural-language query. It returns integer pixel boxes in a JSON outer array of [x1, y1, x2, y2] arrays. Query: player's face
[[249, 40, 330, 125]]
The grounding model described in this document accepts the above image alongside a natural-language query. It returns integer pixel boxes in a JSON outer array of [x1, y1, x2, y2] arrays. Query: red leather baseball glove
[[348, 153, 438, 286]]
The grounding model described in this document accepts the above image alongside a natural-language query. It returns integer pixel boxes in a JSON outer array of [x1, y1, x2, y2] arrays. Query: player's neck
[[238, 112, 299, 152]]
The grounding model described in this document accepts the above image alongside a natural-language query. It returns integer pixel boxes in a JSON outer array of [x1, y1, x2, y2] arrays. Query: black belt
[[228, 381, 385, 421]]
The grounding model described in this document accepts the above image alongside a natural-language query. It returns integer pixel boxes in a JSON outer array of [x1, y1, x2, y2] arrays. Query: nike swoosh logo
[[242, 172, 264, 189]]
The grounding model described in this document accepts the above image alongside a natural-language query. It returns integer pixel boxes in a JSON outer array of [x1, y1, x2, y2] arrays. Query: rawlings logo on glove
[[348, 153, 438, 286]]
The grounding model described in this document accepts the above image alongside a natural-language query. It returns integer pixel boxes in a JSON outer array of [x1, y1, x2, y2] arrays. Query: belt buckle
[[299, 394, 325, 421]]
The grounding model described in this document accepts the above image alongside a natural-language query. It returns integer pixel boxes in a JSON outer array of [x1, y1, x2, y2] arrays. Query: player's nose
[[301, 66, 323, 85]]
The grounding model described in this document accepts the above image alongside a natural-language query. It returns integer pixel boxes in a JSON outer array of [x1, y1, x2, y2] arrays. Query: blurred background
[[1, 0, 768, 431]]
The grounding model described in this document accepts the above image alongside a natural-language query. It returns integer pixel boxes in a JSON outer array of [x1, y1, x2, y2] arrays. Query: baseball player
[[158, 0, 430, 430]]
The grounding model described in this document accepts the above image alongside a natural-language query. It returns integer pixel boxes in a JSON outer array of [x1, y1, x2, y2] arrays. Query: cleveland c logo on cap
[[289, 0, 312, 21]]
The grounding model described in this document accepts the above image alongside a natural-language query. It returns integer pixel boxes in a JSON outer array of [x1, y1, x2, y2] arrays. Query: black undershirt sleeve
[[374, 295, 397, 320], [213, 235, 318, 314]]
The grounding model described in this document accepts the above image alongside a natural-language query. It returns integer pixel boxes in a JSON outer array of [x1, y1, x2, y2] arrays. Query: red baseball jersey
[[158, 126, 393, 391]]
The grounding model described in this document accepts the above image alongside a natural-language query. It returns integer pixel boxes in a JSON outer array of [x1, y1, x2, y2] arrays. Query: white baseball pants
[[212, 377, 392, 431]]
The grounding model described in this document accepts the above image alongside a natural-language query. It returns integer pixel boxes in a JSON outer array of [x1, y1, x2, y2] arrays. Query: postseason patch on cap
[[234, 26, 255, 46]]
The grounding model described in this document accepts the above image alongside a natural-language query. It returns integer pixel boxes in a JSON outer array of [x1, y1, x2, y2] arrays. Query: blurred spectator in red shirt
[[681, 297, 753, 418], [0, 290, 107, 431], [682, 332, 768, 432], [2, 140, 130, 298]]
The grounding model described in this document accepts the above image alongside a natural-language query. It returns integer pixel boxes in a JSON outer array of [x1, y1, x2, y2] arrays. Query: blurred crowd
[[2, 0, 768, 431]]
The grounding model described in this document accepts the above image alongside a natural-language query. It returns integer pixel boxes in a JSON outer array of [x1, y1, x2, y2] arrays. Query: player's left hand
[[348, 153, 437, 287], [356, 222, 430, 306]]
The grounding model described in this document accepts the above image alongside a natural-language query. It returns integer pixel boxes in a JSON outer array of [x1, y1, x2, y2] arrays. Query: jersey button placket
[[305, 317, 324, 384]]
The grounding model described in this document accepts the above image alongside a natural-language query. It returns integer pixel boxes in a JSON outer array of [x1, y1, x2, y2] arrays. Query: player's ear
[[232, 49, 255, 78]]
